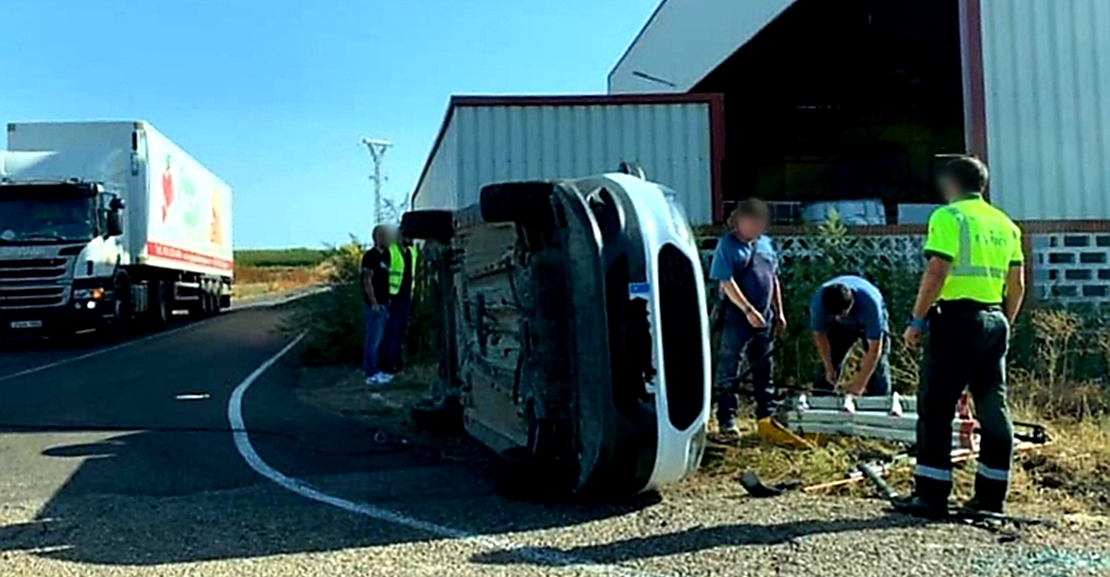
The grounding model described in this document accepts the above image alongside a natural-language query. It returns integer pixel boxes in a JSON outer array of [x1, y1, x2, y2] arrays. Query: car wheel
[[492, 447, 569, 502], [479, 182, 554, 224], [410, 399, 463, 436], [401, 210, 454, 243]]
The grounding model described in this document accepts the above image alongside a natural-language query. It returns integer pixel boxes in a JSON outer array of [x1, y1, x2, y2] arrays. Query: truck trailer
[[0, 121, 232, 339]]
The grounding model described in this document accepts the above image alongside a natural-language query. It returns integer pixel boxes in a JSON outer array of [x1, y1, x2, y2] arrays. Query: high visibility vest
[[923, 195, 1023, 304], [388, 244, 419, 296]]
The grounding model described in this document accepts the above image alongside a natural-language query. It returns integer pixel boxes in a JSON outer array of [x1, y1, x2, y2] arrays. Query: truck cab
[[0, 151, 137, 337]]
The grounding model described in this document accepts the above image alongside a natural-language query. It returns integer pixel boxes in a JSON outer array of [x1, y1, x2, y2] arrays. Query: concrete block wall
[[1030, 233, 1110, 303]]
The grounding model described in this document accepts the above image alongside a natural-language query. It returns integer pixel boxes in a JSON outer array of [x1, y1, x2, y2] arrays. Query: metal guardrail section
[[0, 258, 70, 310], [779, 392, 978, 450]]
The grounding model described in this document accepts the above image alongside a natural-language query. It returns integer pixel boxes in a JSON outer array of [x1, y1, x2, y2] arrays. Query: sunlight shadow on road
[[469, 514, 928, 567]]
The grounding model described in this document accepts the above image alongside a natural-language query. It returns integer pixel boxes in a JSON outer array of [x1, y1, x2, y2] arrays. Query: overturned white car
[[403, 171, 710, 499]]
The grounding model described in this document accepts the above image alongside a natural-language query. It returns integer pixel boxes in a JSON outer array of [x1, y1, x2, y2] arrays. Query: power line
[[361, 137, 393, 226]]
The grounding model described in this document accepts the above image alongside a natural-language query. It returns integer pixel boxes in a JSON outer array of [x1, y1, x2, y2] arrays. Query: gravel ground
[[2, 485, 1108, 577]]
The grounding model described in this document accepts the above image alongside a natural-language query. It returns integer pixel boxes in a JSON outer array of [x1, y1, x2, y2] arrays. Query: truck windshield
[[0, 185, 97, 243]]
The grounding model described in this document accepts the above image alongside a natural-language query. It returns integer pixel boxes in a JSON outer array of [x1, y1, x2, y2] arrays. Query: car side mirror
[[109, 197, 126, 211], [106, 210, 124, 237]]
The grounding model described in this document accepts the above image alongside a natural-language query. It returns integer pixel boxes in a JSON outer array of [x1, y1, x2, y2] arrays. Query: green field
[[234, 248, 328, 268]]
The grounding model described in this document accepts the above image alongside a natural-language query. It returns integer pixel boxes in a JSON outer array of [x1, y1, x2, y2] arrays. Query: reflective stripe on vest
[[388, 245, 418, 296], [933, 198, 1020, 304], [945, 207, 1010, 280]]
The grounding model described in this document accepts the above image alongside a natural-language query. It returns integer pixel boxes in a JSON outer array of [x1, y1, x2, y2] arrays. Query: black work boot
[[893, 495, 949, 520], [963, 496, 1004, 515]]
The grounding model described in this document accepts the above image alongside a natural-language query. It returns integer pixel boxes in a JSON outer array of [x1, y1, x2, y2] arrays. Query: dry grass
[[233, 265, 325, 300], [690, 409, 1110, 517]]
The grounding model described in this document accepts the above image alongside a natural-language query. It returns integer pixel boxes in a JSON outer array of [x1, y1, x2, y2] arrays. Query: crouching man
[[809, 275, 892, 397]]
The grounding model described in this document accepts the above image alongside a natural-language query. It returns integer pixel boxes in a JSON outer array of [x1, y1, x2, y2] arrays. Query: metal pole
[[361, 138, 393, 227]]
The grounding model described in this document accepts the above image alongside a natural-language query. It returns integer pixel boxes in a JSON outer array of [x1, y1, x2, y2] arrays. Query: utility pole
[[361, 138, 393, 226]]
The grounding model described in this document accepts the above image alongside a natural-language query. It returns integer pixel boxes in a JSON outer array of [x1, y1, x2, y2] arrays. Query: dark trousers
[[812, 326, 892, 396], [715, 307, 774, 422], [380, 295, 411, 373], [915, 304, 1013, 508]]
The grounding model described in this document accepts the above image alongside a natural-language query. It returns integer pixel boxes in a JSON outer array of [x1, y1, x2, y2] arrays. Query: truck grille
[[657, 245, 704, 431], [0, 286, 68, 308], [0, 259, 68, 281], [0, 258, 70, 309]]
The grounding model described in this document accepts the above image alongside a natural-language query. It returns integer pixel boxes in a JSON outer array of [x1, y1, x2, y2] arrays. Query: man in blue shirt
[[710, 199, 787, 441], [809, 275, 892, 396]]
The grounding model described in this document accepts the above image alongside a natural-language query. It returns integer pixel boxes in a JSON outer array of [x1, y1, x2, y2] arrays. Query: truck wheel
[[105, 280, 133, 341], [201, 284, 214, 317], [401, 210, 454, 243], [479, 182, 554, 224], [151, 281, 170, 328]]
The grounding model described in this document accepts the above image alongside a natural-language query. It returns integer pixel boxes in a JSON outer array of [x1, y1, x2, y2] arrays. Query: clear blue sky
[[0, 0, 657, 249]]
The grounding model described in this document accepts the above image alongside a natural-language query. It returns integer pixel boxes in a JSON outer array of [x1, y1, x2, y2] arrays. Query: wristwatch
[[908, 317, 928, 331]]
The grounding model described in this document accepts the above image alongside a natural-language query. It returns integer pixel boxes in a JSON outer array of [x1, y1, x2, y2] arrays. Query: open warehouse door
[[693, 0, 967, 225]]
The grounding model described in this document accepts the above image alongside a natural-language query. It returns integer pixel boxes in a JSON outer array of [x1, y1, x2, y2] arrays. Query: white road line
[[228, 333, 668, 577], [0, 288, 325, 384]]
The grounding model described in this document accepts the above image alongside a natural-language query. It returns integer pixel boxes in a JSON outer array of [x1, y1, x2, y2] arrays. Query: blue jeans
[[715, 307, 775, 423], [381, 295, 411, 373], [363, 304, 389, 377]]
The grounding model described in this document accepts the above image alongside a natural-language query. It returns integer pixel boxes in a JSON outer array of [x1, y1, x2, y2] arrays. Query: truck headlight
[[73, 287, 105, 300]]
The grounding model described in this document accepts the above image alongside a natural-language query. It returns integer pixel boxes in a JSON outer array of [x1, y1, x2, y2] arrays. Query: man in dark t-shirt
[[710, 199, 788, 442], [361, 224, 395, 385]]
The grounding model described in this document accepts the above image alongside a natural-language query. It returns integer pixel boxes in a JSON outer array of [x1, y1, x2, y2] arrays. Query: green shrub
[[284, 240, 365, 365], [284, 237, 440, 368], [704, 212, 924, 391]]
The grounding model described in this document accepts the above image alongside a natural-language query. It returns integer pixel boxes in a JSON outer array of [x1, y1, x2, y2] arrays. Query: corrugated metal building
[[411, 95, 724, 224], [608, 0, 1110, 300]]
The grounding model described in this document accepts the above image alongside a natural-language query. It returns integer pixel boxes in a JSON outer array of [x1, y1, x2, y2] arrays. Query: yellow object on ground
[[757, 417, 816, 449]]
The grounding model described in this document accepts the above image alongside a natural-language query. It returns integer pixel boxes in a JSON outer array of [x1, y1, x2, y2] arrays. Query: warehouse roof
[[607, 0, 798, 94]]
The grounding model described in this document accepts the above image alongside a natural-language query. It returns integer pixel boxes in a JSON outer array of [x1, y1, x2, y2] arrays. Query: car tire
[[479, 182, 553, 224], [410, 400, 463, 436], [492, 447, 569, 502], [401, 210, 454, 243]]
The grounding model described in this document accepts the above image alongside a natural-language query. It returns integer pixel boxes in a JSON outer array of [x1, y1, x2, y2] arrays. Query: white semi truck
[[0, 121, 232, 339]]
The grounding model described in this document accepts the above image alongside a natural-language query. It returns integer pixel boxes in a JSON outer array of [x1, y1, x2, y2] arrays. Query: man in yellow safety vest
[[379, 234, 419, 380], [899, 155, 1026, 518]]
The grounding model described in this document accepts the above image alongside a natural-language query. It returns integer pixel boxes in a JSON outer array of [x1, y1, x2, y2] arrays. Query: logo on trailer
[[161, 155, 175, 223], [210, 189, 225, 247]]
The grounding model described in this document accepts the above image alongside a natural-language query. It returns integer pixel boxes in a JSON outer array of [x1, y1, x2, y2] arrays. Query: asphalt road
[[0, 301, 1107, 577]]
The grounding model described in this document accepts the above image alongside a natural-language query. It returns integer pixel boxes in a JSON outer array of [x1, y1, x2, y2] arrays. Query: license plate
[[10, 320, 43, 329]]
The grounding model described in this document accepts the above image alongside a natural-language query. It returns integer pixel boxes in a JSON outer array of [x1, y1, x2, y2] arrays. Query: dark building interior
[[693, 0, 966, 224]]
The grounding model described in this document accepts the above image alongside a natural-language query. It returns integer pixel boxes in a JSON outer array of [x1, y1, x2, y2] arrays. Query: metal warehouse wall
[[982, 0, 1110, 221], [413, 100, 716, 224], [413, 119, 458, 211]]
